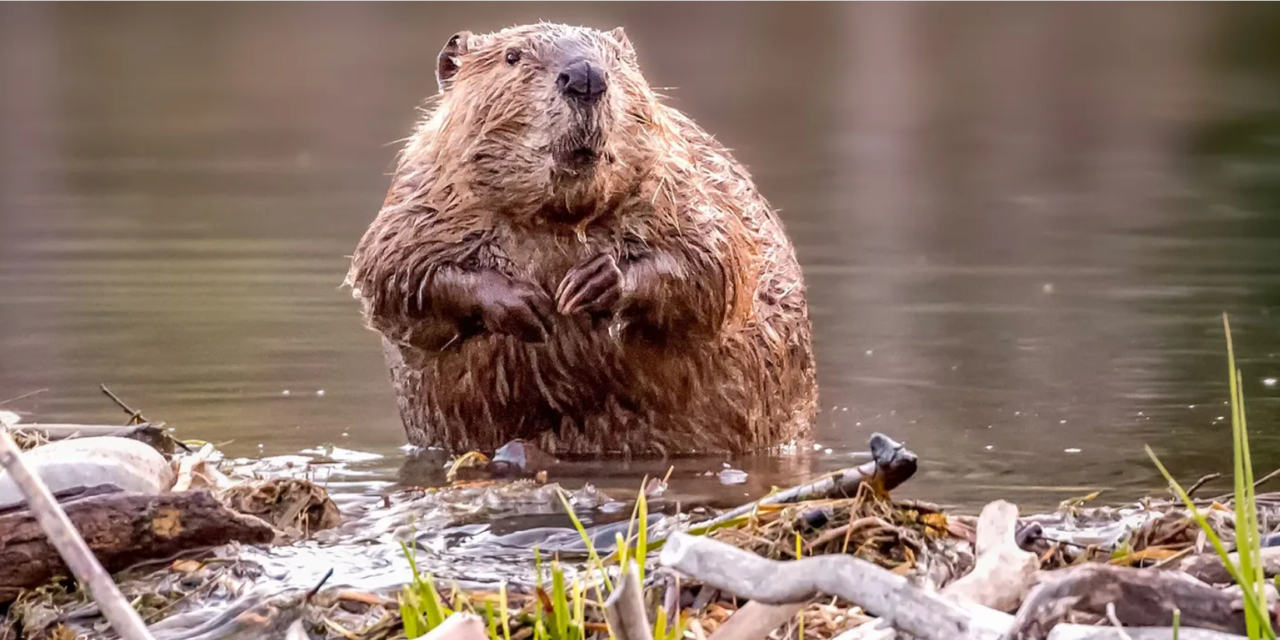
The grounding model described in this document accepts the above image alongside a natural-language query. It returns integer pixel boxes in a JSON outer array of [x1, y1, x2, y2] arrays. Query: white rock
[[0, 436, 174, 510]]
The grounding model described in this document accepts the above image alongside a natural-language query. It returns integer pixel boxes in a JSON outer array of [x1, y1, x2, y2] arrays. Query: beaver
[[345, 22, 818, 456]]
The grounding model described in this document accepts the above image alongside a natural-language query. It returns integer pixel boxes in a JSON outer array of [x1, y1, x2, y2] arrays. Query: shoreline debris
[[3, 332, 1278, 640], [0, 425, 157, 640]]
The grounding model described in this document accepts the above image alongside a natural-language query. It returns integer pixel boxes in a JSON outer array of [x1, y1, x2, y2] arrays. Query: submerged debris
[[220, 478, 342, 541]]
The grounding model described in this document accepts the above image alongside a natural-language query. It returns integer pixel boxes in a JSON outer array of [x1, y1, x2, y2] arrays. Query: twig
[[1024, 534, 1093, 551], [0, 427, 155, 640], [706, 602, 804, 640], [142, 567, 228, 624], [806, 517, 894, 553], [1150, 547, 1196, 571], [307, 568, 336, 602], [1206, 466, 1280, 504], [694, 433, 915, 534], [605, 561, 654, 640], [100, 384, 147, 425], [1185, 474, 1221, 499], [0, 388, 48, 407], [1106, 603, 1135, 640]]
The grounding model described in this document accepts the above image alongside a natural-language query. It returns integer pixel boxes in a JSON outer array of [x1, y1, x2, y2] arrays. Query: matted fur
[[345, 22, 818, 456]]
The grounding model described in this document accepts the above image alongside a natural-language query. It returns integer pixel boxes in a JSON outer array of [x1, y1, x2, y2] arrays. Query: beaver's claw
[[476, 277, 555, 343], [556, 254, 623, 317]]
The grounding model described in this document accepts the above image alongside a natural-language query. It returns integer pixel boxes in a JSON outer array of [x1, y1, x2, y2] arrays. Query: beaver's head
[[423, 23, 660, 223]]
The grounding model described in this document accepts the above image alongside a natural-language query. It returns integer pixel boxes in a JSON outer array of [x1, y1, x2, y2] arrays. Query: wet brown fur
[[345, 23, 818, 456]]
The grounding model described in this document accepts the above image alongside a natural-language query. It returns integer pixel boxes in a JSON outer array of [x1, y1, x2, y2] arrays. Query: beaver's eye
[[505, 49, 522, 66]]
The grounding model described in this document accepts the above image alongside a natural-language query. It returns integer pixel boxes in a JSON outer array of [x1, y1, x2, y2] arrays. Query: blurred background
[[2, 2, 1280, 511]]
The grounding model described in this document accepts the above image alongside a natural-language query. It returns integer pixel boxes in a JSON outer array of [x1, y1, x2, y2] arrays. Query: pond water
[[3, 3, 1280, 514]]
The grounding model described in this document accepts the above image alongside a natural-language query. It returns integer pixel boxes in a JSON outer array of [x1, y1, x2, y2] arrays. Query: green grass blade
[[616, 532, 629, 573], [1238, 367, 1268, 635], [573, 578, 586, 640], [486, 602, 500, 640], [636, 489, 649, 586], [1173, 608, 1181, 640], [556, 490, 614, 593], [401, 590, 424, 638], [424, 574, 450, 628], [1147, 445, 1274, 638], [1224, 314, 1272, 638], [796, 532, 805, 640], [552, 560, 570, 640], [652, 600, 668, 640], [500, 583, 512, 640], [1228, 319, 1258, 640]]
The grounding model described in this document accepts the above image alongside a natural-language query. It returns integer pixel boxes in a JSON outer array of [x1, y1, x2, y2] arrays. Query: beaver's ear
[[609, 27, 634, 54], [436, 31, 471, 93]]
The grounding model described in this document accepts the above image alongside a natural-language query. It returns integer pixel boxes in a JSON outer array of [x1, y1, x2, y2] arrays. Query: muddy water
[[3, 3, 1280, 515]]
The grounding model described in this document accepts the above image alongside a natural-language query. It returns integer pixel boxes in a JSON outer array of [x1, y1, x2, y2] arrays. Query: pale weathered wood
[[605, 561, 654, 640], [424, 613, 490, 640], [659, 532, 1010, 640], [706, 602, 805, 640], [1178, 545, 1280, 585], [1046, 627, 1247, 640], [942, 500, 1040, 612], [1007, 563, 1250, 640]]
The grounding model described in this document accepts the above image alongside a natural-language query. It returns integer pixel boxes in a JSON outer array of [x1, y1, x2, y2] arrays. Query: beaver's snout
[[557, 59, 606, 104]]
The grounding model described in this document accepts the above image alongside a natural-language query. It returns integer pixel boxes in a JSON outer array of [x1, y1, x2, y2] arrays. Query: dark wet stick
[[679, 432, 919, 536]]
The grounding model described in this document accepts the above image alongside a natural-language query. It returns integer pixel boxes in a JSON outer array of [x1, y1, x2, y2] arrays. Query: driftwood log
[[1045, 628, 1247, 640], [1006, 563, 1253, 640], [661, 532, 1253, 640], [0, 490, 275, 602], [1179, 545, 1280, 585], [660, 532, 1010, 640]]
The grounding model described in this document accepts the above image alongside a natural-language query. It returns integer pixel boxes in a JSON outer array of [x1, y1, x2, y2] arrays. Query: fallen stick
[[1178, 545, 1280, 584], [942, 500, 1040, 612], [605, 561, 654, 640], [661, 531, 1250, 640], [1006, 563, 1250, 639], [0, 489, 276, 602], [659, 532, 1010, 640], [705, 602, 804, 640], [1045, 628, 1246, 640], [0, 427, 155, 639], [693, 433, 917, 533]]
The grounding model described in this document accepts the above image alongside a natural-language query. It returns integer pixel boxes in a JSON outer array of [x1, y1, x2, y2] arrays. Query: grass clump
[[1146, 313, 1275, 640], [399, 475, 684, 640]]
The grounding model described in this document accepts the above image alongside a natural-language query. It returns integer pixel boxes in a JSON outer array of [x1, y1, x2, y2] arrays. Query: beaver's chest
[[491, 222, 623, 295]]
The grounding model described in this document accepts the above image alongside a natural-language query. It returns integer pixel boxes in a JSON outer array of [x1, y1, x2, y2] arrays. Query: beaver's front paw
[[476, 276, 555, 343], [556, 254, 623, 317]]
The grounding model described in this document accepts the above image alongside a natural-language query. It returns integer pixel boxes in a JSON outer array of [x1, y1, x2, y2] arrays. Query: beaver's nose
[[557, 60, 606, 103]]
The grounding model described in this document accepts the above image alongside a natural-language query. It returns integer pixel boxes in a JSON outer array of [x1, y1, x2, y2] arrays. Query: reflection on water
[[3, 3, 1280, 513]]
